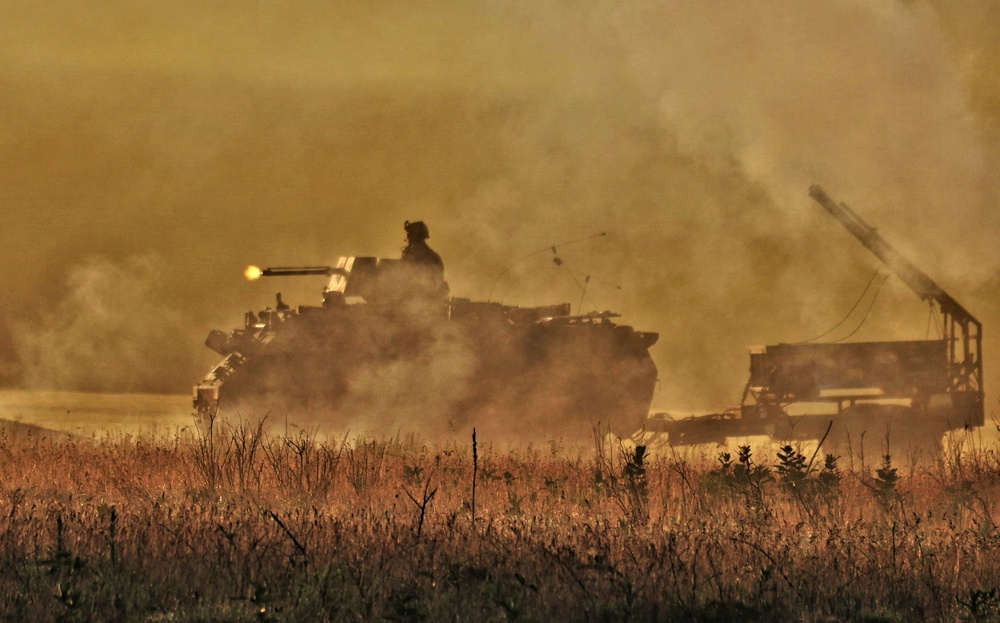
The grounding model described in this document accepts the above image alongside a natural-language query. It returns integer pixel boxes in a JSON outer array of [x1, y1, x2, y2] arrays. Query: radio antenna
[[487, 232, 606, 303]]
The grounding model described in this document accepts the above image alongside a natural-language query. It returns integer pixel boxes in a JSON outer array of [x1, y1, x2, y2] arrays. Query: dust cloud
[[14, 256, 206, 393], [1, 2, 998, 427]]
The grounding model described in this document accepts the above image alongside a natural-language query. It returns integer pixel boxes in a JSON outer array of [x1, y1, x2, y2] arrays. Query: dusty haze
[[1, 2, 998, 417]]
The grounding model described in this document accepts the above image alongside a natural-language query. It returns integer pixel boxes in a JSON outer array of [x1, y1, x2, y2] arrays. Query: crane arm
[[807, 185, 982, 418], [807, 185, 978, 328]]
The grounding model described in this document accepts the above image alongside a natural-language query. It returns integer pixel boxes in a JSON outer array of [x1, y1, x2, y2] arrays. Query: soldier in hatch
[[401, 220, 449, 300], [402, 221, 443, 269]]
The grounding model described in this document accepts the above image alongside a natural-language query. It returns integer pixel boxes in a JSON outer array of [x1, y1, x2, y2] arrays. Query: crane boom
[[808, 185, 983, 419], [808, 186, 971, 321], [649, 185, 986, 448]]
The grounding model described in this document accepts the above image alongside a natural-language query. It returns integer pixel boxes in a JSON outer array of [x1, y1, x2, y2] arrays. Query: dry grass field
[[1, 411, 1000, 622]]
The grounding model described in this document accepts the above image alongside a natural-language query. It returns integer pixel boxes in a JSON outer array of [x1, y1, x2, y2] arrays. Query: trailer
[[654, 186, 983, 453]]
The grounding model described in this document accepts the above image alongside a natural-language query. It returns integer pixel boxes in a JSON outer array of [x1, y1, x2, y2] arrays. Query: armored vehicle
[[193, 256, 659, 441]]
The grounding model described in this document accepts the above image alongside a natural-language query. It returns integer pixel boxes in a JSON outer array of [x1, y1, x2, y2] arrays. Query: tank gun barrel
[[260, 266, 343, 277]]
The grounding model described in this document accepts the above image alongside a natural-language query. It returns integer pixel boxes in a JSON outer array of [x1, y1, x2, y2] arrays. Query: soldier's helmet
[[404, 220, 430, 241]]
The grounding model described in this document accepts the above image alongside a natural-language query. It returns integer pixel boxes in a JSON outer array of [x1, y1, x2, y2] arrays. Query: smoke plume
[[1, 2, 997, 425]]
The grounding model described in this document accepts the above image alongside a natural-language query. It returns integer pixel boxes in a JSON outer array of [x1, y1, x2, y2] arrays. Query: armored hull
[[194, 257, 658, 442]]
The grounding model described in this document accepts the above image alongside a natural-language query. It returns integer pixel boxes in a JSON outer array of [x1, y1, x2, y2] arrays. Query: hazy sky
[[1, 1, 998, 412]]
